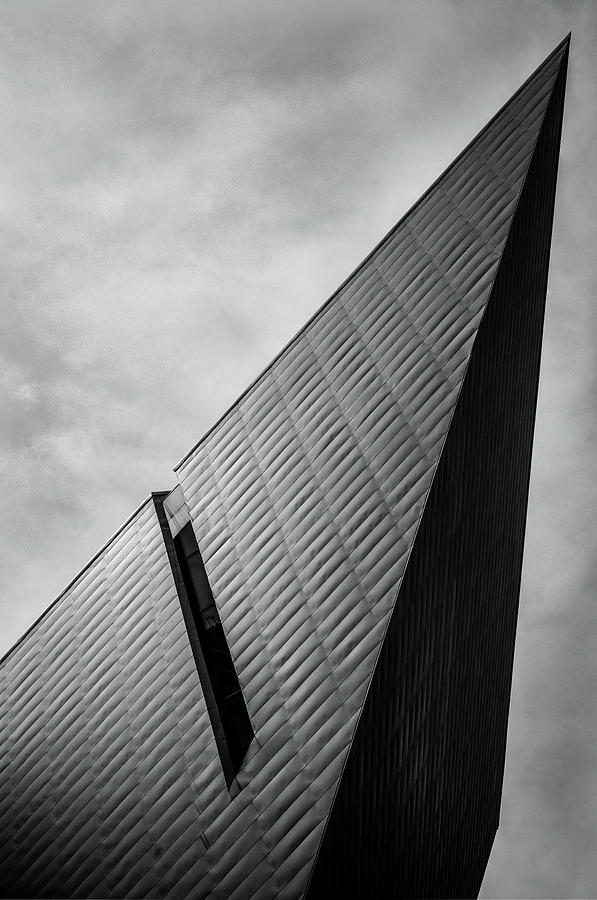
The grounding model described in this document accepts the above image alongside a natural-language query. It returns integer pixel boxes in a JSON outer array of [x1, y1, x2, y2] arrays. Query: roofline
[[174, 32, 571, 473], [0, 490, 173, 668], [0, 33, 570, 669]]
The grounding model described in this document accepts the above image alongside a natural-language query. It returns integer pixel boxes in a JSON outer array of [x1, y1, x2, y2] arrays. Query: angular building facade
[[0, 37, 568, 900]]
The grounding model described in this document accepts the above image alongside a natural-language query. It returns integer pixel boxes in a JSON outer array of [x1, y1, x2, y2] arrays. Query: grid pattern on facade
[[0, 499, 213, 898], [306, 49, 568, 899], [173, 40, 567, 899]]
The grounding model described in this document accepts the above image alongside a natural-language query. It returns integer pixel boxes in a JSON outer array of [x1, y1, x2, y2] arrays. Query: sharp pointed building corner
[[0, 36, 569, 900]]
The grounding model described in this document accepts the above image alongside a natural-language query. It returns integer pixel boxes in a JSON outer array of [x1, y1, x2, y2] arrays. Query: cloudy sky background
[[0, 1, 595, 896]]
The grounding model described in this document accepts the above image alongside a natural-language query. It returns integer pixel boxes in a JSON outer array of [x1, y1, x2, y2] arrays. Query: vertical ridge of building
[[306, 42, 568, 900], [173, 38, 567, 898], [0, 37, 569, 900]]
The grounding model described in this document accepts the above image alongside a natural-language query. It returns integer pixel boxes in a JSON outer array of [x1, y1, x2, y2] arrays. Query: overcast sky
[[1, 2, 595, 897]]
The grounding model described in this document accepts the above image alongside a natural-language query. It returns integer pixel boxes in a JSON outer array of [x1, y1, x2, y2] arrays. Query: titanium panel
[[172, 38, 568, 899], [306, 47, 568, 898], [0, 498, 214, 898]]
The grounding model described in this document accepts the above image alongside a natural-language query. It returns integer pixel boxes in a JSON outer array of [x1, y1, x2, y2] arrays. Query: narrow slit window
[[155, 495, 253, 786]]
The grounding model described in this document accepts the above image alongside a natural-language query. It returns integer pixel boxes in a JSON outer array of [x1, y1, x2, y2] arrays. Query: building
[[0, 36, 569, 900]]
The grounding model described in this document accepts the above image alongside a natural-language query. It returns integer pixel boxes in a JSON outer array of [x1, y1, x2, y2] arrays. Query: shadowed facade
[[306, 48, 568, 898], [0, 37, 568, 900]]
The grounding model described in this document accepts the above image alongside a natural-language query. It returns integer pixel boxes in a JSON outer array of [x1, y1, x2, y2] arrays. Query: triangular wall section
[[171, 38, 569, 900], [306, 40, 568, 900]]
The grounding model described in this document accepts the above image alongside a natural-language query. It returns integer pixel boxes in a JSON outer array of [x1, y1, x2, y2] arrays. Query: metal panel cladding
[[0, 498, 214, 898], [306, 43, 568, 899], [173, 38, 569, 899]]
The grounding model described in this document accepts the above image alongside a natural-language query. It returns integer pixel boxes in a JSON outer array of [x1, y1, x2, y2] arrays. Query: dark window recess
[[154, 499, 253, 786]]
